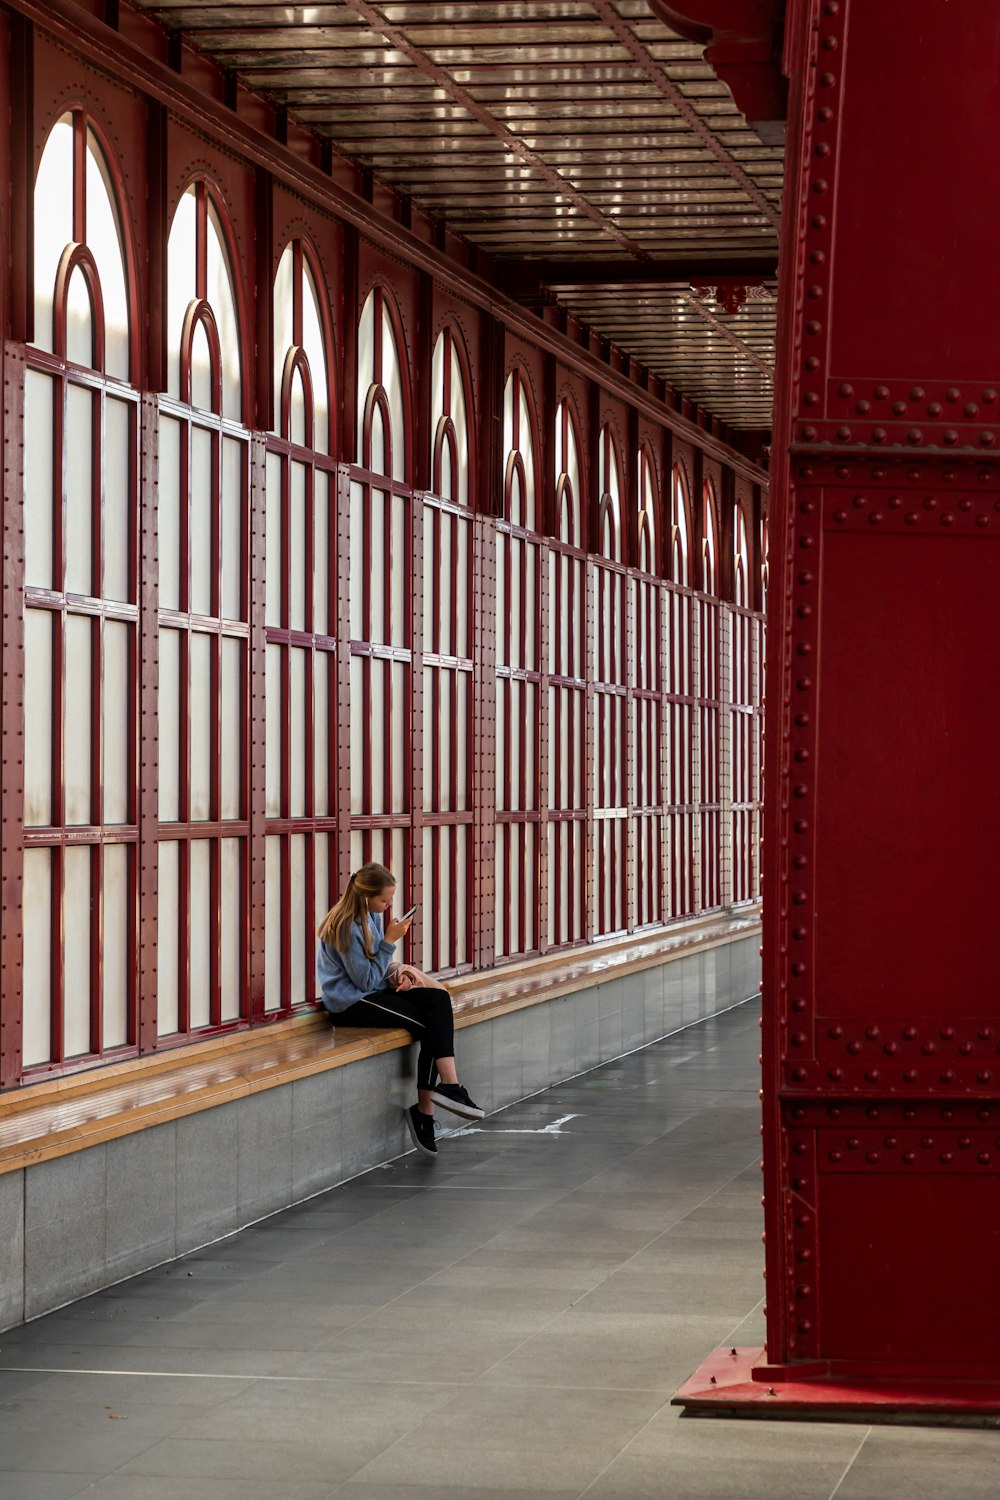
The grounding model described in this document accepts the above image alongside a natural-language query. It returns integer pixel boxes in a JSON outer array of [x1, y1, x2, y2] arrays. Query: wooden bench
[[0, 911, 760, 1176]]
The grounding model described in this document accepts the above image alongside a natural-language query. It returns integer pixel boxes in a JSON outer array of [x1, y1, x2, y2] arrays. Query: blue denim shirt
[[316, 911, 395, 1015]]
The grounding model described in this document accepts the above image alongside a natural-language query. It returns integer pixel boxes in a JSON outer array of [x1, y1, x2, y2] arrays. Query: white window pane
[[314, 651, 330, 817], [349, 480, 365, 638], [391, 661, 406, 815], [156, 841, 180, 1036], [189, 840, 211, 1028], [104, 397, 132, 603], [290, 365, 307, 448], [382, 304, 405, 482], [221, 636, 242, 820], [349, 656, 365, 815], [390, 493, 406, 648], [158, 415, 182, 612], [102, 844, 129, 1049], [222, 437, 243, 621], [207, 203, 242, 421], [33, 115, 74, 355], [24, 609, 53, 827], [190, 632, 212, 821], [65, 384, 94, 595], [290, 646, 306, 818], [272, 243, 294, 433], [303, 262, 329, 453], [86, 134, 129, 381], [64, 846, 92, 1057], [266, 643, 282, 818], [314, 832, 330, 941], [158, 628, 181, 822], [167, 187, 196, 400], [356, 290, 375, 463], [103, 620, 130, 824], [265, 449, 283, 628], [290, 833, 305, 1004], [265, 835, 282, 1013], [191, 315, 213, 413], [64, 262, 94, 368], [289, 460, 306, 632], [22, 850, 53, 1066], [314, 470, 330, 636], [24, 371, 54, 589], [191, 425, 213, 616], [65, 614, 92, 825], [221, 838, 241, 1021]]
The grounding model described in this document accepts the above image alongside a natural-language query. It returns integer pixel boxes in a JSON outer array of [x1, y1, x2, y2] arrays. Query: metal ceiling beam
[[340, 0, 652, 263], [496, 255, 778, 300], [682, 290, 774, 376], [587, 0, 780, 230]]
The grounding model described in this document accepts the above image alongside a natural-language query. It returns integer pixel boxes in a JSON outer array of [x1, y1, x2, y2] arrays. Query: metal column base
[[672, 1347, 1000, 1423]]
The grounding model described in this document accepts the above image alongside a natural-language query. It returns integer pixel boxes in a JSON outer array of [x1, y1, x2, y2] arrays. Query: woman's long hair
[[318, 862, 395, 956]]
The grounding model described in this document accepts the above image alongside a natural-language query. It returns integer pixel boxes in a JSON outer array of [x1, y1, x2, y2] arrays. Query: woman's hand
[[384, 913, 413, 945]]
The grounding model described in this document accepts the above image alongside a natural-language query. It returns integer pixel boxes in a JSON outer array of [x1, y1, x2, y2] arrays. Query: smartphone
[[400, 904, 419, 921]]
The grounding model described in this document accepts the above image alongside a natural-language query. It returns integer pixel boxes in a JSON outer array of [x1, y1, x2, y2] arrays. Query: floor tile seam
[[827, 1425, 873, 1499]]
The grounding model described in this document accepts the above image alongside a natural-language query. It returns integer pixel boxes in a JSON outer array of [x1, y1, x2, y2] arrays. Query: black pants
[[336, 988, 455, 1091]]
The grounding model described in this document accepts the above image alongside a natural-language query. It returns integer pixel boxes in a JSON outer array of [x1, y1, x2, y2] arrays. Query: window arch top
[[555, 397, 582, 546], [761, 513, 769, 613], [597, 423, 622, 562], [671, 462, 691, 586], [502, 368, 537, 529], [734, 500, 750, 607], [358, 285, 406, 481], [273, 240, 331, 452], [167, 182, 243, 419], [702, 479, 718, 594], [637, 446, 657, 575], [431, 326, 470, 504], [33, 112, 131, 380]]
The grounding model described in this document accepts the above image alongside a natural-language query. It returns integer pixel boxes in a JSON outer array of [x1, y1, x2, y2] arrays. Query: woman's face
[[368, 884, 395, 916]]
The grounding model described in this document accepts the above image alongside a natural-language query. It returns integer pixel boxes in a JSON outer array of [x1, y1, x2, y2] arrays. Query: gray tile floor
[[1, 1001, 998, 1499]]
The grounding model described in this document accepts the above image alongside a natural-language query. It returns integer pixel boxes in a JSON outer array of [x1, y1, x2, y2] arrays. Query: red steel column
[[677, 0, 1000, 1416]]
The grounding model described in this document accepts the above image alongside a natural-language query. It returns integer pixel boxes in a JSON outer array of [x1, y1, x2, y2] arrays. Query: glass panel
[[103, 619, 130, 824], [156, 841, 180, 1036], [64, 845, 92, 1057], [86, 132, 129, 381], [314, 652, 329, 815], [22, 849, 53, 1065], [382, 303, 405, 482], [189, 840, 211, 1028], [314, 470, 330, 636], [264, 835, 281, 1012], [290, 365, 307, 448], [265, 643, 282, 818], [104, 397, 132, 603], [24, 609, 54, 827], [370, 401, 386, 476], [221, 636, 242, 821], [290, 833, 305, 1004], [349, 480, 365, 638], [190, 425, 214, 617], [303, 260, 329, 454], [24, 371, 54, 590], [33, 115, 74, 355], [290, 646, 306, 818], [390, 493, 406, 649], [349, 655, 364, 814], [221, 838, 241, 1022], [222, 437, 243, 622], [190, 631, 212, 822], [289, 460, 306, 632], [314, 832, 330, 963], [167, 186, 196, 402], [357, 289, 376, 462], [158, 628, 181, 823], [65, 383, 94, 595], [158, 415, 182, 611], [265, 449, 282, 628], [65, 614, 93, 825], [391, 660, 406, 814], [102, 844, 129, 1049], [191, 317, 213, 413], [272, 243, 294, 434], [207, 202, 242, 422]]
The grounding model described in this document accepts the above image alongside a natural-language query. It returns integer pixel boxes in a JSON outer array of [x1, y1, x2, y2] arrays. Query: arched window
[[671, 463, 691, 585], [357, 284, 406, 481], [502, 367, 537, 530], [702, 480, 718, 595], [761, 514, 769, 613], [431, 325, 470, 504], [33, 112, 130, 379], [272, 239, 331, 452], [167, 182, 242, 421], [555, 397, 582, 546], [597, 423, 622, 562], [264, 238, 337, 1013], [637, 446, 658, 575], [157, 180, 249, 1040], [22, 111, 137, 1077], [734, 500, 750, 607]]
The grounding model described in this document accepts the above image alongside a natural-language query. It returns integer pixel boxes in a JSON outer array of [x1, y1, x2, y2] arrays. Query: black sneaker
[[405, 1105, 437, 1158], [427, 1083, 484, 1120]]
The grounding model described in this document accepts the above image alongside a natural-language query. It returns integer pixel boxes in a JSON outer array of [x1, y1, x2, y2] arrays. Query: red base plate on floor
[[672, 1347, 1000, 1422]]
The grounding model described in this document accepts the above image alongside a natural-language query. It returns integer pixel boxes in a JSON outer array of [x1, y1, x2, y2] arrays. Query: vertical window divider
[[1, 345, 27, 1085], [138, 393, 159, 1053]]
